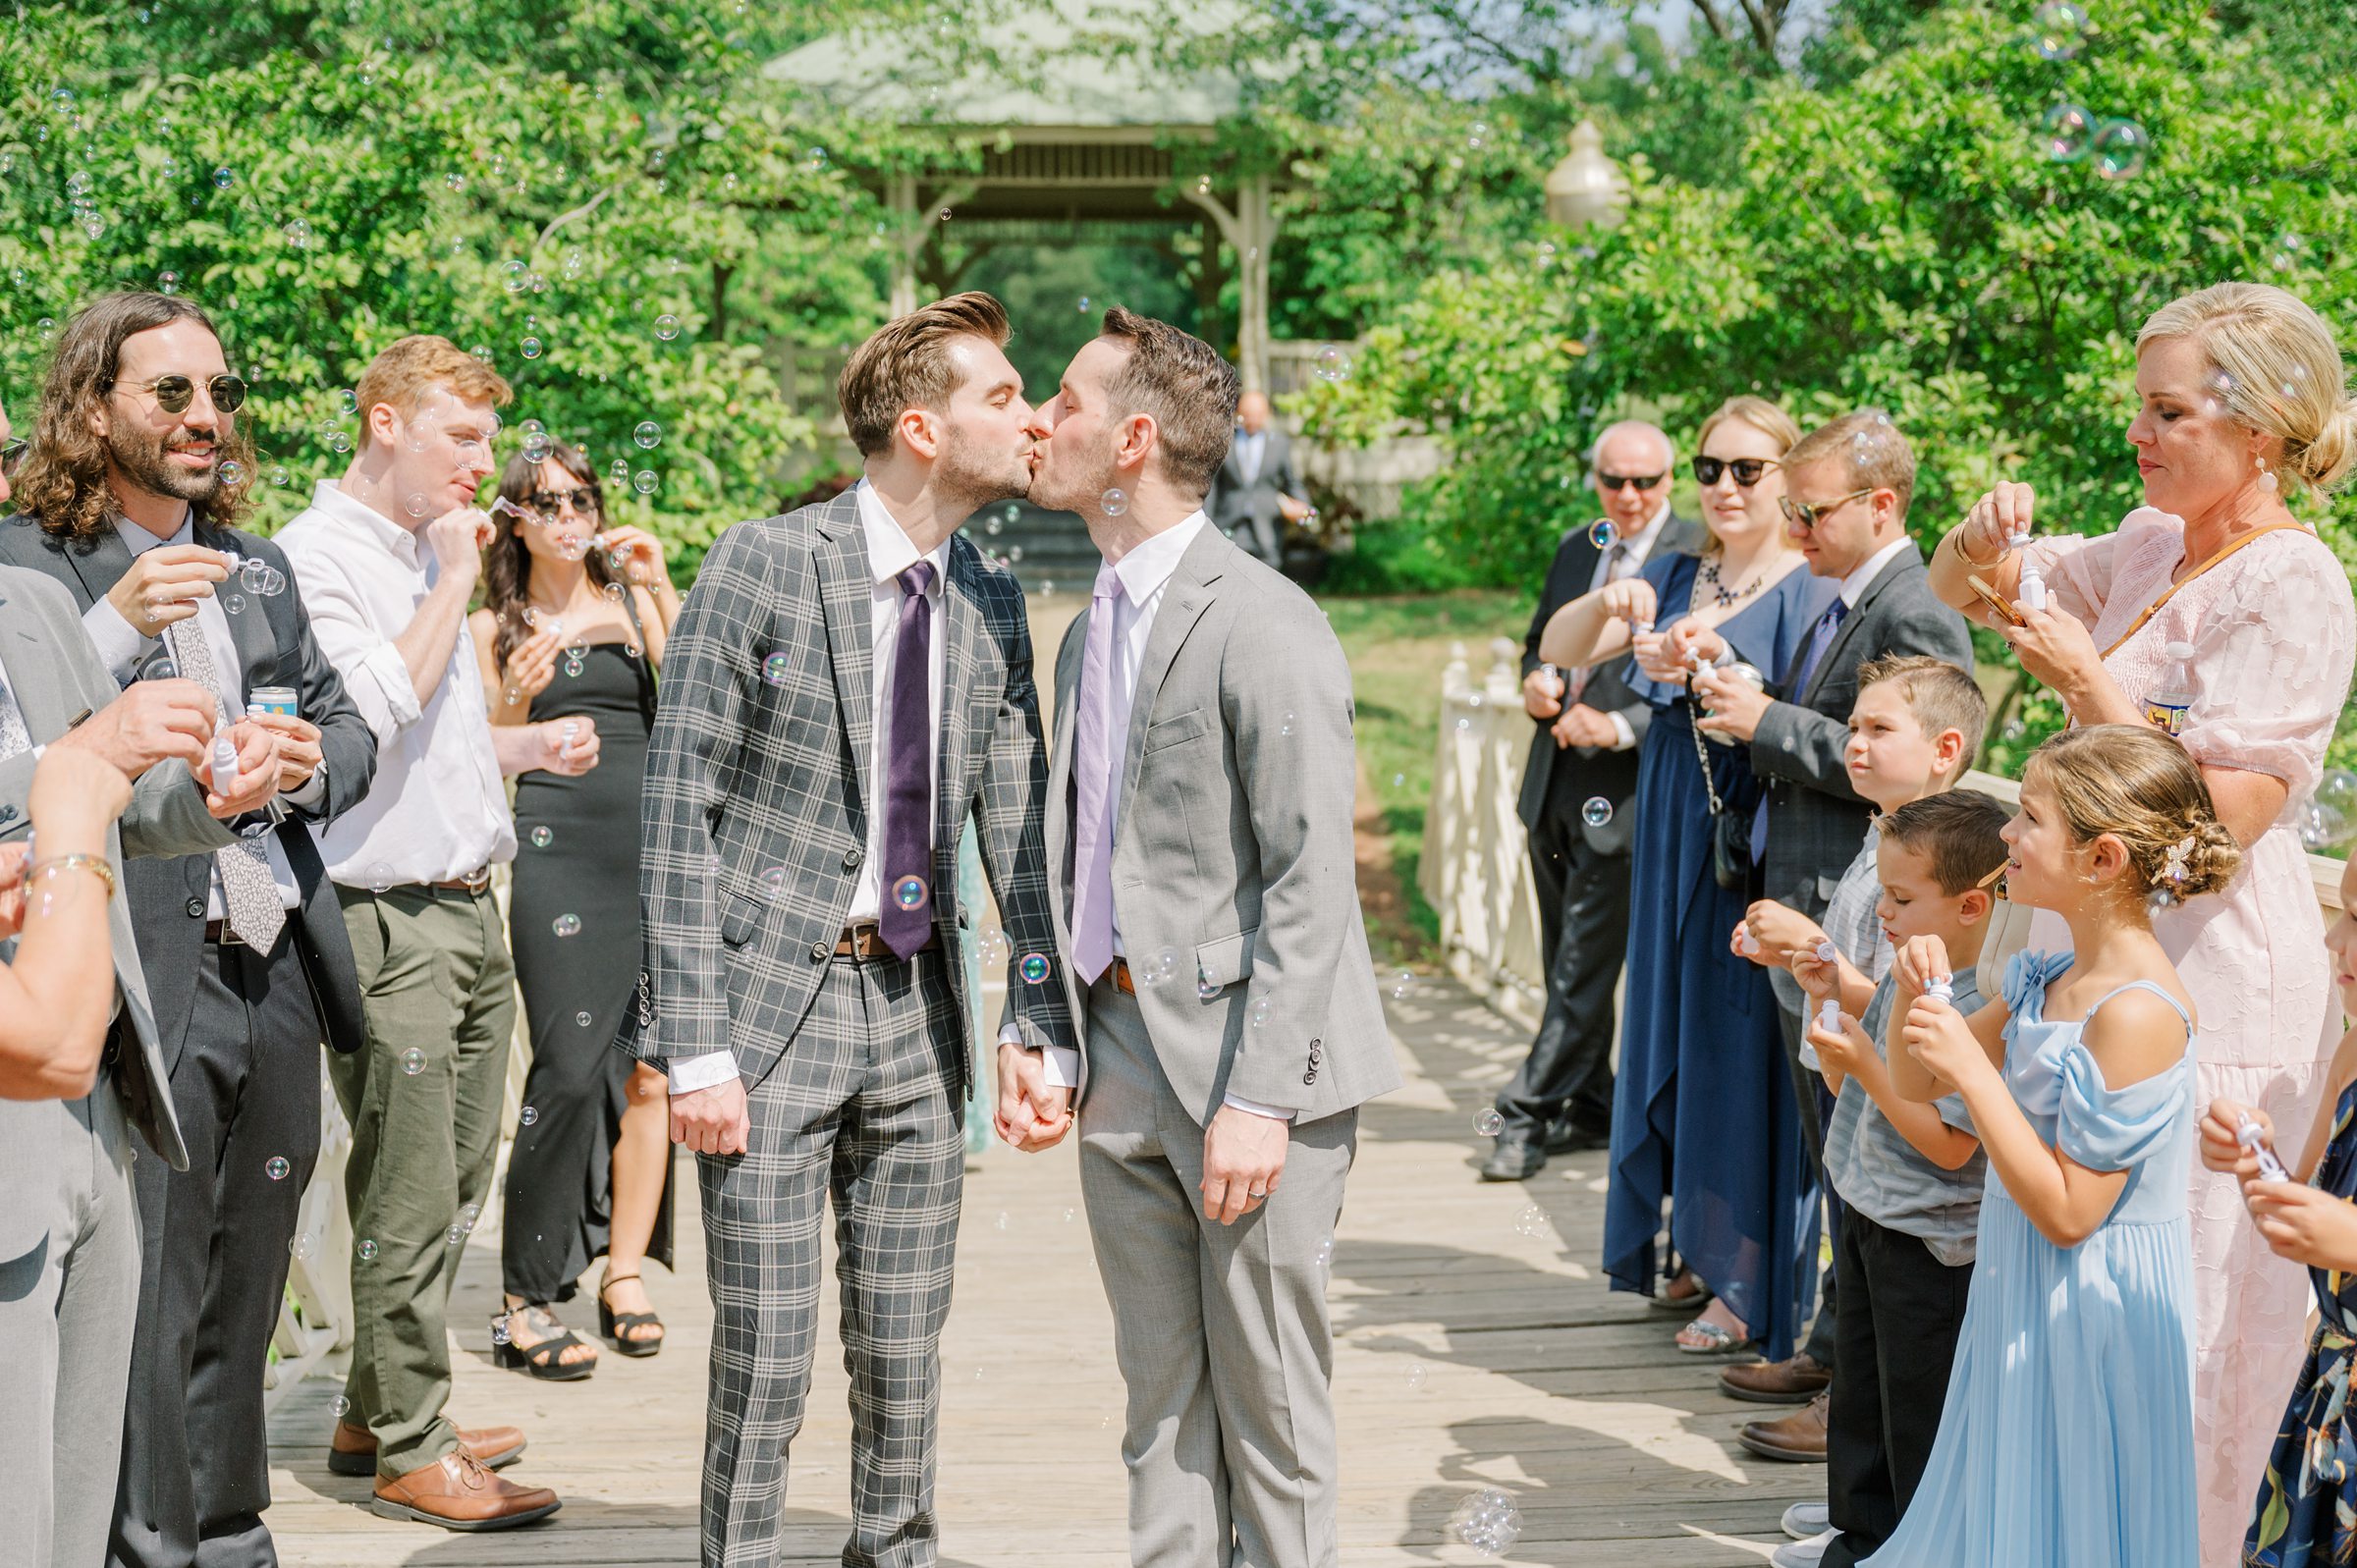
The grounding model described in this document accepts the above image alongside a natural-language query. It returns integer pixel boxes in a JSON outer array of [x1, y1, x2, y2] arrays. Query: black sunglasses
[[1597, 470, 1669, 493], [106, 373, 247, 415], [0, 438, 24, 479], [527, 485, 601, 516], [1693, 456, 1778, 488]]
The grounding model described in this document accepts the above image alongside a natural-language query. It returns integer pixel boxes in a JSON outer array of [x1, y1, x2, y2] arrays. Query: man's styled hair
[[836, 292, 1014, 459], [1096, 306, 1239, 501], [13, 291, 255, 538], [1857, 653, 1988, 767], [1784, 408, 1916, 518], [354, 336, 514, 453], [1881, 789, 2011, 896]]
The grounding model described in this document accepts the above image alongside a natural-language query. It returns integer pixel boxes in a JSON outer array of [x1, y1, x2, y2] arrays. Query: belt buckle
[[846, 922, 880, 959]]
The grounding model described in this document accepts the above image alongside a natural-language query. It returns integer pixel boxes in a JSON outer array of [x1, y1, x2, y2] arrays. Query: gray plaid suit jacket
[[621, 488, 1076, 1090]]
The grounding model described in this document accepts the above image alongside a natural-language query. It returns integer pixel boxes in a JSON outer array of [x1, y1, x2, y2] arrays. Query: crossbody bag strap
[[2097, 522, 2308, 660]]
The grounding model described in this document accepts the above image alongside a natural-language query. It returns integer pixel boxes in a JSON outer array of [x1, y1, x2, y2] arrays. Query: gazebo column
[[887, 176, 977, 319], [1184, 172, 1282, 396]]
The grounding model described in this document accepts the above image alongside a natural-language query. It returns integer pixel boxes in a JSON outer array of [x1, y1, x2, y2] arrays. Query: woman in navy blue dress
[[1542, 397, 1836, 1359]]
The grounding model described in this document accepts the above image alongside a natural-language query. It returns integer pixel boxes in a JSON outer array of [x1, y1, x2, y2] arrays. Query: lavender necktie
[[1069, 563, 1124, 984], [880, 562, 935, 959]]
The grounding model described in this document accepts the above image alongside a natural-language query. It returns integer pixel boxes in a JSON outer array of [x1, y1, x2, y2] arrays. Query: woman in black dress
[[470, 440, 681, 1377]]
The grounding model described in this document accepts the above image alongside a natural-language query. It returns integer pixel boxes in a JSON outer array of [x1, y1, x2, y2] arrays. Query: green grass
[[1323, 588, 1533, 955]]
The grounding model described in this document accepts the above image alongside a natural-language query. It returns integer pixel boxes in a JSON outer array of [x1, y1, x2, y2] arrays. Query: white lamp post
[[1543, 120, 1627, 230]]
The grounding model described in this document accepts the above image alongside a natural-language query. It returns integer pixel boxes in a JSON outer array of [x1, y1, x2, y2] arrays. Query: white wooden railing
[[1422, 636, 2348, 1032]]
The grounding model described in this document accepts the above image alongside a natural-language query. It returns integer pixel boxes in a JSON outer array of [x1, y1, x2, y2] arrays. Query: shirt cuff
[[1038, 1045, 1081, 1090], [666, 1051, 740, 1096], [81, 596, 148, 686], [356, 642, 425, 733], [1608, 712, 1636, 751], [283, 763, 329, 814], [1222, 1092, 1297, 1121]]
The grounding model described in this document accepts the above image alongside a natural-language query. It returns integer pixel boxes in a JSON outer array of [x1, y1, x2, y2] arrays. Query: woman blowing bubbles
[[1925, 280, 2357, 1563]]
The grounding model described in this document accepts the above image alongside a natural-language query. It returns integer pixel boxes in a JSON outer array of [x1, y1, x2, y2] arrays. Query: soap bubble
[[217, 460, 244, 487], [553, 913, 581, 938], [2092, 119, 2151, 181], [404, 492, 428, 517], [761, 651, 793, 685], [1313, 346, 1351, 384], [1407, 1363, 1429, 1390], [401, 1047, 425, 1075], [529, 825, 553, 848], [632, 420, 662, 450], [1100, 488, 1128, 517], [2030, 1, 2090, 59], [2041, 103, 2095, 163], [1197, 973, 1221, 1000], [356, 1238, 378, 1262], [1588, 518, 1618, 548], [654, 313, 682, 341], [1020, 952, 1051, 984], [211, 166, 237, 189], [757, 865, 789, 899], [633, 469, 658, 495], [521, 337, 543, 359], [519, 1105, 539, 1126], [267, 465, 291, 488], [576, 1009, 593, 1027], [894, 876, 929, 910], [1449, 1487, 1523, 1557], [1581, 797, 1615, 829], [1473, 1108, 1505, 1136], [283, 218, 312, 248], [1250, 998, 1272, 1029], [1389, 969, 1415, 1000], [265, 1155, 291, 1180], [290, 1233, 315, 1261], [1513, 1204, 1552, 1239]]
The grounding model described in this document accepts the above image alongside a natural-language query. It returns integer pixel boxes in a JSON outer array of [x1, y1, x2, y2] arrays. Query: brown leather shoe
[[371, 1451, 560, 1531], [1738, 1390, 1829, 1463], [1720, 1351, 1833, 1406], [328, 1419, 526, 1477]]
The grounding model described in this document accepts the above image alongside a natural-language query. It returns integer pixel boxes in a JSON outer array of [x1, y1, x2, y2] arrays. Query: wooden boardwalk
[[263, 968, 1812, 1566]]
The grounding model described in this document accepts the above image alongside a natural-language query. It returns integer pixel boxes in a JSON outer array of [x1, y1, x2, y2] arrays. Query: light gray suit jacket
[[1046, 523, 1399, 1124], [0, 567, 237, 1250]]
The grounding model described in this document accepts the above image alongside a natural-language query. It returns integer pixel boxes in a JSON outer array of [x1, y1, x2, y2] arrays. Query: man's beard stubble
[[110, 419, 222, 507], [931, 421, 1033, 519]]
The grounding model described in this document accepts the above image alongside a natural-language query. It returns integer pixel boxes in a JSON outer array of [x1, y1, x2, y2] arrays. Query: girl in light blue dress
[[1867, 724, 2244, 1568]]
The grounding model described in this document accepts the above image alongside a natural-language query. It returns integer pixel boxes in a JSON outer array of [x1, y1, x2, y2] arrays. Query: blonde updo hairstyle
[[2136, 281, 2357, 499], [2022, 725, 2243, 900], [1691, 395, 1802, 557]]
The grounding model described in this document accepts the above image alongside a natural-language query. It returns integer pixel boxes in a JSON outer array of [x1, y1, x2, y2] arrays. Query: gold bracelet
[[28, 853, 117, 900], [1949, 527, 2004, 571]]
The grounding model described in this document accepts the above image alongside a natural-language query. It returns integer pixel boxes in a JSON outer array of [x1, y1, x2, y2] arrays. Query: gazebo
[[763, 0, 1293, 393]]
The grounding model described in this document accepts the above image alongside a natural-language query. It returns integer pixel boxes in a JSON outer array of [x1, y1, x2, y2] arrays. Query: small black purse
[[1686, 688, 1752, 891]]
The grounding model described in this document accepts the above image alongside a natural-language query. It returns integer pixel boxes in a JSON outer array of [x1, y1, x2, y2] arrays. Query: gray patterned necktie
[[0, 681, 28, 763], [164, 619, 285, 948]]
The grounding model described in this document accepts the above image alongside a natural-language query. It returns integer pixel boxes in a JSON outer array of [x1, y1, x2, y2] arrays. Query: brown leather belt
[[836, 924, 934, 959], [1110, 958, 1136, 995], [428, 867, 494, 893]]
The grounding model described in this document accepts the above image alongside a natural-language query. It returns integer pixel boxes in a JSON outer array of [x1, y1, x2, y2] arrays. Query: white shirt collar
[[853, 480, 950, 592], [1618, 498, 1672, 556], [315, 480, 421, 568], [1108, 511, 1209, 605], [1838, 534, 1913, 607], [113, 512, 192, 556]]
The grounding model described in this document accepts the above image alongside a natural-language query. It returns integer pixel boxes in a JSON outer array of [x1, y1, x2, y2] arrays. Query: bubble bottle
[[2004, 515, 2049, 612], [2144, 639, 2199, 738]]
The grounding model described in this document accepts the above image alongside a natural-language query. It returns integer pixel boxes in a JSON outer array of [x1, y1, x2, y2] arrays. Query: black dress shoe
[[1479, 1136, 1548, 1181], [1545, 1116, 1614, 1155]]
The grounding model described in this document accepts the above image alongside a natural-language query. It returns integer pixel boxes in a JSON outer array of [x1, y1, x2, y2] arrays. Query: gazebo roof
[[763, 0, 1260, 135]]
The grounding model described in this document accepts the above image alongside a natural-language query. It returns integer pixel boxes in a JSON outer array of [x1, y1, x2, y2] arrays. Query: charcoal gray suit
[[1207, 423, 1305, 570], [1045, 519, 1399, 1568], [0, 564, 235, 1568], [623, 487, 1074, 1568]]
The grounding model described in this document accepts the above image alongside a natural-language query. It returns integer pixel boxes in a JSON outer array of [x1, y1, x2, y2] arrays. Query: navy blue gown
[[1602, 552, 1839, 1360]]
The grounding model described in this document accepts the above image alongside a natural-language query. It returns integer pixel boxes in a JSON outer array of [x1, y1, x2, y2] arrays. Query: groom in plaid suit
[[623, 292, 1075, 1568]]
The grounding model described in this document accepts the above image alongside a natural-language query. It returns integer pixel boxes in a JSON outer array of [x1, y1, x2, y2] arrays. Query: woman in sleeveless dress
[[1929, 282, 2357, 1560], [1542, 397, 1838, 1359], [471, 440, 682, 1378]]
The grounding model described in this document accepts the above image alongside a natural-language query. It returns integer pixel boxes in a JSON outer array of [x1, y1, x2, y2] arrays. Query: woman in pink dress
[[1927, 280, 2357, 1563]]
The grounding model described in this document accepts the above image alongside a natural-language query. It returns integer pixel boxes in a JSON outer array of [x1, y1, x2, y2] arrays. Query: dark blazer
[[1207, 424, 1305, 537], [1749, 542, 1974, 918], [0, 515, 378, 1061], [0, 567, 242, 1204], [1515, 511, 1706, 855]]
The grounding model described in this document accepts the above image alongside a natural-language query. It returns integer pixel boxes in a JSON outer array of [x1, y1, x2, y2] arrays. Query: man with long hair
[[0, 292, 380, 1568], [621, 291, 1075, 1567]]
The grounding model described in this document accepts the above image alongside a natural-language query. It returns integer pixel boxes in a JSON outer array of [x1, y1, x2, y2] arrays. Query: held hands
[[500, 629, 566, 710], [2244, 1179, 2357, 1272], [993, 1041, 1072, 1152], [426, 508, 493, 587], [1551, 702, 1617, 750], [2200, 1098, 2271, 1179], [670, 1076, 750, 1156], [1960, 481, 2038, 564], [245, 711, 322, 794], [1790, 941, 1841, 1004], [1597, 577, 1657, 631], [52, 679, 217, 779], [1806, 1006, 1874, 1080], [201, 719, 284, 819], [1891, 934, 1954, 1003], [1741, 900, 1822, 967], [1693, 668, 1772, 743], [1664, 618, 1728, 672], [593, 526, 675, 590], [0, 843, 25, 942], [1201, 1105, 1288, 1224], [1522, 666, 1564, 722], [1997, 605, 2103, 697], [1900, 983, 1986, 1090], [105, 544, 229, 639], [1277, 494, 1312, 524], [27, 744, 135, 851], [532, 716, 600, 776]]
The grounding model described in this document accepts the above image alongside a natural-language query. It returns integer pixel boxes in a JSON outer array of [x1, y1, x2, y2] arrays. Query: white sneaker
[[1781, 1501, 1831, 1541], [1770, 1527, 1838, 1568]]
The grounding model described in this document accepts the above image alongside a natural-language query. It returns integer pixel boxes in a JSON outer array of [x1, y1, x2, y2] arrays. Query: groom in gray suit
[[1000, 309, 1400, 1568], [626, 292, 1074, 1568]]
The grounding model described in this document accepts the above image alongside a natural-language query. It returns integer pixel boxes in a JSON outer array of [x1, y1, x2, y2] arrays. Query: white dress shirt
[[275, 481, 514, 888], [1838, 534, 1914, 609], [83, 514, 315, 911], [1233, 427, 1267, 486], [668, 481, 950, 1097], [1581, 497, 1673, 751]]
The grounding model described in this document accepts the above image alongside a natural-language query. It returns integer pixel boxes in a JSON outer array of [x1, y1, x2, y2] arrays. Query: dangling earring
[[2257, 452, 2278, 493]]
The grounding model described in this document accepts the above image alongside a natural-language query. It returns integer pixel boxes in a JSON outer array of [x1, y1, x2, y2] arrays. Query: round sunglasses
[[106, 373, 247, 415]]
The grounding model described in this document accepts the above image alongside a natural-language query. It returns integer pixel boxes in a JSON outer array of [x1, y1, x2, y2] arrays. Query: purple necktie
[[1069, 563, 1124, 984], [881, 562, 935, 958], [1750, 596, 1850, 861]]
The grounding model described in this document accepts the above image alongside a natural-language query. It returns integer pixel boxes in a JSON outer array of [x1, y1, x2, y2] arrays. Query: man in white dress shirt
[[279, 335, 593, 1533], [1003, 308, 1399, 1567]]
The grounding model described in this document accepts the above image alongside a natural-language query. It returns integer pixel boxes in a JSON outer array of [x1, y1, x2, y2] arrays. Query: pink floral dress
[[2026, 508, 2357, 1566]]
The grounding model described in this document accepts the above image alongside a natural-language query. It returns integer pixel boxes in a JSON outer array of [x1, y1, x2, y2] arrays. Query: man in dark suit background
[[1685, 409, 1973, 1442], [1206, 391, 1310, 570], [0, 292, 378, 1568], [1483, 420, 1702, 1182]]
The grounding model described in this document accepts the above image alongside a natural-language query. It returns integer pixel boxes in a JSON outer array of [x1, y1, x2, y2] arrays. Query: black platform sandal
[[597, 1271, 666, 1358], [491, 1305, 597, 1380]]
